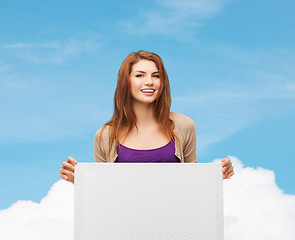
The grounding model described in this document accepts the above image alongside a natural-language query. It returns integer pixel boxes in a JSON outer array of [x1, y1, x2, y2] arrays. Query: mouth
[[141, 89, 155, 96], [141, 89, 155, 93]]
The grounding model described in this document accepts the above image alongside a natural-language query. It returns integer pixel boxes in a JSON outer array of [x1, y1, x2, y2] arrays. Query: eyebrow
[[134, 71, 159, 74]]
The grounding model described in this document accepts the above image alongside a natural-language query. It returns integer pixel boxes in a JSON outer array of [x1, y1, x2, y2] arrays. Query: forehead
[[131, 60, 158, 72]]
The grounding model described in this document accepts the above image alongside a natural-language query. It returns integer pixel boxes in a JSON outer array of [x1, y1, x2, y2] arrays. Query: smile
[[141, 89, 155, 93]]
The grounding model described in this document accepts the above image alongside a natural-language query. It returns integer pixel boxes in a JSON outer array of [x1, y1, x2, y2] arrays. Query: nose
[[144, 74, 153, 85]]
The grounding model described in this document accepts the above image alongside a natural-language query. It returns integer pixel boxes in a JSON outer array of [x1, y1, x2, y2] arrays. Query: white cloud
[[0, 180, 74, 240], [160, 0, 228, 15], [0, 37, 102, 64], [118, 0, 232, 40], [221, 156, 295, 240], [0, 157, 294, 240], [2, 42, 60, 49]]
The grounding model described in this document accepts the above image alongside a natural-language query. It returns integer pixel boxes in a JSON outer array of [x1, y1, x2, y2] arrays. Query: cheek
[[156, 79, 161, 89], [130, 79, 137, 89], [131, 81, 140, 91], [130, 79, 140, 97]]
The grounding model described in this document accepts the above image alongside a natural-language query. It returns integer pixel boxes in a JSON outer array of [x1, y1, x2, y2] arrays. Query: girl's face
[[129, 60, 161, 105]]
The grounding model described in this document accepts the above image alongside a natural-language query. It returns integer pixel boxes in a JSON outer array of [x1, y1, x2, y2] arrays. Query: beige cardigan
[[93, 112, 198, 163]]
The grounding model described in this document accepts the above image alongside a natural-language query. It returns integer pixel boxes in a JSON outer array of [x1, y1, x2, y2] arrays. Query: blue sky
[[0, 0, 294, 209]]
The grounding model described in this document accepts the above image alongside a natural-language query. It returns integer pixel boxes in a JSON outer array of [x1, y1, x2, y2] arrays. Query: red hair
[[100, 50, 178, 156]]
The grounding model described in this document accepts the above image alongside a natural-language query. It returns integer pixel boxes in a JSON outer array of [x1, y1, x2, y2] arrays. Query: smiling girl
[[59, 50, 234, 183]]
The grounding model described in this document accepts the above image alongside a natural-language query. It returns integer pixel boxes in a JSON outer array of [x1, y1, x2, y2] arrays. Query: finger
[[222, 163, 232, 173], [222, 166, 230, 179], [60, 173, 68, 180], [225, 171, 234, 179], [227, 171, 235, 179], [67, 156, 78, 165], [225, 161, 232, 169], [221, 158, 230, 167], [60, 168, 75, 178], [223, 161, 232, 171], [62, 161, 75, 171], [225, 165, 233, 176]]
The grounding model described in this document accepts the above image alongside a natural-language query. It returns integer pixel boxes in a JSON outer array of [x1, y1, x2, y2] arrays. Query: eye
[[153, 75, 160, 78], [136, 74, 143, 78]]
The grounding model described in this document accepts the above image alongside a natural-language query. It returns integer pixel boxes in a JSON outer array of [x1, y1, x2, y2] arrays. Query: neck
[[132, 101, 157, 127]]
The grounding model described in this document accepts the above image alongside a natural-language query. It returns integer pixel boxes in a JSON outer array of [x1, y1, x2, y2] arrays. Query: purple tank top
[[116, 140, 180, 163]]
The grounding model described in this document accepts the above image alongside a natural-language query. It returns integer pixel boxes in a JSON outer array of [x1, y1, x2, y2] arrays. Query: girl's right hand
[[59, 156, 78, 184]]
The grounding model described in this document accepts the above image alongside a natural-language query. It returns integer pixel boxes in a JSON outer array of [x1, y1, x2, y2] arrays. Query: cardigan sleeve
[[183, 116, 198, 163], [93, 127, 107, 163]]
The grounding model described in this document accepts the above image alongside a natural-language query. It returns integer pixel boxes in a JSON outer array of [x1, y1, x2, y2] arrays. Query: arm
[[179, 114, 234, 179], [59, 126, 107, 184], [93, 126, 108, 163], [183, 116, 198, 163]]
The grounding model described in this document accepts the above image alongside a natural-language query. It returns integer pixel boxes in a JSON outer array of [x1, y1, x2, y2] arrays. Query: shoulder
[[95, 124, 110, 137], [169, 112, 195, 130], [93, 125, 112, 162], [94, 124, 111, 145]]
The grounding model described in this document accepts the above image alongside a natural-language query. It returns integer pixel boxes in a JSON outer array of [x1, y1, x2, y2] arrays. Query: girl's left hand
[[221, 158, 234, 179]]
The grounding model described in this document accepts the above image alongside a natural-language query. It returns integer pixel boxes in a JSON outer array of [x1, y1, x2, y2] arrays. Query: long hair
[[100, 50, 178, 156]]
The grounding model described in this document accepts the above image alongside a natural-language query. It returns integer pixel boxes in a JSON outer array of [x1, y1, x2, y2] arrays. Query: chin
[[133, 98, 157, 105]]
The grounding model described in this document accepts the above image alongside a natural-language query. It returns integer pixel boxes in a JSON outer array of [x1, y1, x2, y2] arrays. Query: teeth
[[141, 89, 155, 93]]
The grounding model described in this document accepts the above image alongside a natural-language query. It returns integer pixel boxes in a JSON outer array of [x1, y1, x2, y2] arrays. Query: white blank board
[[75, 163, 223, 240]]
